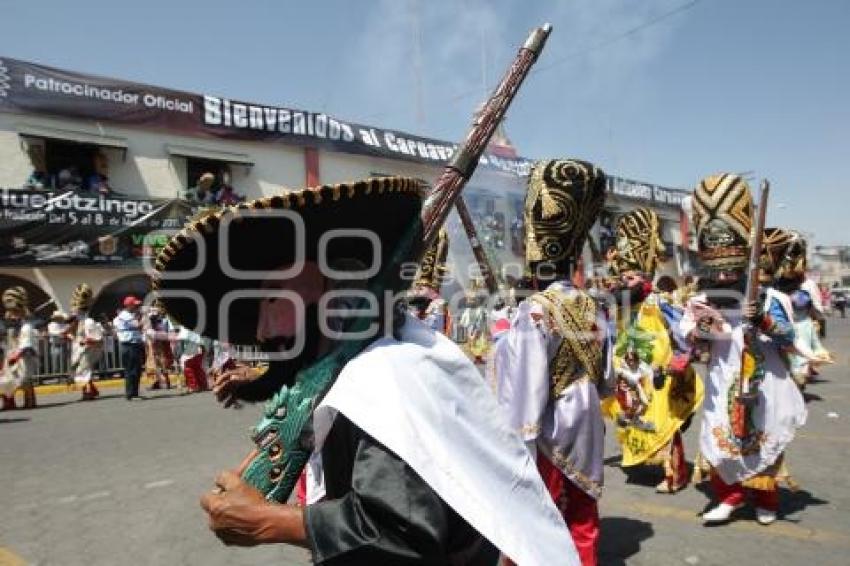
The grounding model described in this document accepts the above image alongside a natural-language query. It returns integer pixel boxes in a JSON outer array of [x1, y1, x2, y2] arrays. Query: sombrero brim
[[153, 177, 423, 345]]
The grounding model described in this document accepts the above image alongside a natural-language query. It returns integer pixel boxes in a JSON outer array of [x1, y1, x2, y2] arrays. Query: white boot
[[755, 507, 777, 525], [702, 502, 741, 524]]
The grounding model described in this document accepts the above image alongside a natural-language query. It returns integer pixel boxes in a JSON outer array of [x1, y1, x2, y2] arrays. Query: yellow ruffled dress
[[602, 299, 704, 467]]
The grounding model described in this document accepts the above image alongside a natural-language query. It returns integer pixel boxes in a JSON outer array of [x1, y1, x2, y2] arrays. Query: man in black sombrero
[[154, 177, 582, 564]]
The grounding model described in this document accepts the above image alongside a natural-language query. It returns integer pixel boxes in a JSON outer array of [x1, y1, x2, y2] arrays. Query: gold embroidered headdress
[[761, 227, 807, 282], [692, 173, 753, 272], [608, 207, 665, 276], [524, 159, 606, 271], [2, 286, 30, 317], [70, 283, 94, 313]]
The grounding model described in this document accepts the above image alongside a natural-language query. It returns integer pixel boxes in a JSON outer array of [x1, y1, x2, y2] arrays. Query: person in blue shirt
[[113, 295, 145, 400]]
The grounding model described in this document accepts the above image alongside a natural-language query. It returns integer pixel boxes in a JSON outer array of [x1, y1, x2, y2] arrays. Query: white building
[[0, 55, 690, 320]]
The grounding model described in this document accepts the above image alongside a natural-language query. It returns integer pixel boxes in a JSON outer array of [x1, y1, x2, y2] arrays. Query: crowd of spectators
[[23, 147, 115, 195], [185, 169, 245, 207], [14, 297, 243, 395], [20, 145, 247, 206]]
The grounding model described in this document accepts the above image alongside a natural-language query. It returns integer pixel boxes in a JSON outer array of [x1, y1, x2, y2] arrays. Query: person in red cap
[[113, 295, 145, 400]]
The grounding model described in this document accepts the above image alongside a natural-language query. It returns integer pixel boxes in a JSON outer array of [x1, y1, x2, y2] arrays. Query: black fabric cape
[[305, 414, 499, 565]]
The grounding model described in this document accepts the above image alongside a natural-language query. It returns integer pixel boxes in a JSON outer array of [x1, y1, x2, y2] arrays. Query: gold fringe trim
[[741, 475, 777, 492], [550, 448, 603, 499]]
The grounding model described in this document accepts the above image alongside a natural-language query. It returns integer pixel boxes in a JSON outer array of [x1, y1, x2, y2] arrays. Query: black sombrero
[[153, 177, 424, 345]]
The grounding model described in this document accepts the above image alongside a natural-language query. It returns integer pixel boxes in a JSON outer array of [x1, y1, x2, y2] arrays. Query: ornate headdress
[[2, 286, 30, 317], [692, 173, 753, 272], [411, 228, 450, 298], [70, 283, 94, 314], [524, 159, 606, 271], [761, 227, 807, 282], [608, 207, 665, 276]]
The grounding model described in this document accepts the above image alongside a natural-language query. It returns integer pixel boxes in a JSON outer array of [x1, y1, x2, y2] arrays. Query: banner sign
[[0, 56, 530, 176], [607, 176, 688, 208], [0, 188, 192, 266]]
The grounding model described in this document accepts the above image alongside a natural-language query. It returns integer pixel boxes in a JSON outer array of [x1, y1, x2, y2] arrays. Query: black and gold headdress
[[2, 286, 30, 316], [524, 159, 606, 271], [761, 227, 807, 282], [70, 283, 94, 313], [608, 207, 665, 276], [692, 173, 753, 272]]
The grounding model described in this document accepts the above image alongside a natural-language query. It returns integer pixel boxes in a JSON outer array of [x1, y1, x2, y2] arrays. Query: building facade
[[0, 55, 691, 320]]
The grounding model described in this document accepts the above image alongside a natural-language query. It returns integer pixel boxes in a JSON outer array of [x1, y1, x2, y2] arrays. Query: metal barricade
[[30, 334, 264, 384], [31, 333, 124, 385], [35, 335, 71, 382], [96, 333, 124, 378]]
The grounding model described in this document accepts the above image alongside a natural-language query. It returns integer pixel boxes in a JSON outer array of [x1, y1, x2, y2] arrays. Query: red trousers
[[183, 353, 207, 392], [522, 454, 600, 566], [710, 471, 778, 510]]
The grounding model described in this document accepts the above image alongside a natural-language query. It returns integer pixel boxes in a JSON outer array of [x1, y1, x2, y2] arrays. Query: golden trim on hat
[[608, 207, 665, 276], [153, 177, 425, 345], [524, 159, 606, 269], [692, 173, 753, 272]]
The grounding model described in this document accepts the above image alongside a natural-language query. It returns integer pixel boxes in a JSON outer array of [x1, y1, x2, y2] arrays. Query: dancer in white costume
[[684, 174, 806, 526], [1, 287, 39, 410], [69, 284, 105, 401]]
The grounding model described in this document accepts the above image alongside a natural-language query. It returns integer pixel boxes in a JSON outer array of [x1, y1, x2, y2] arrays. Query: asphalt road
[[1, 316, 849, 566]]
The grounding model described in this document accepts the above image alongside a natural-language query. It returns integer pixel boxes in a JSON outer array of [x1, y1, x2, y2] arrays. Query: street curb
[[35, 376, 168, 396]]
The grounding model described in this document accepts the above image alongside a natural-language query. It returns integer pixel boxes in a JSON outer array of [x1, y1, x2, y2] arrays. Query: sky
[[1, 0, 848, 245]]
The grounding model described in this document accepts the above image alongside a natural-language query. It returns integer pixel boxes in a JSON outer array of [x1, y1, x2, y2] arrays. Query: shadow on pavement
[[780, 488, 830, 521], [693, 479, 829, 521], [136, 391, 208, 402], [620, 463, 696, 489], [29, 392, 125, 409], [0, 416, 30, 423], [803, 392, 823, 403], [604, 455, 622, 467], [598, 517, 654, 565]]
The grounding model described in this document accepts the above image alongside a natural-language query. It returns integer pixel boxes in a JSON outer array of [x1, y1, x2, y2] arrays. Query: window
[[187, 158, 228, 193], [21, 138, 102, 191], [45, 139, 98, 188], [19, 125, 126, 193]]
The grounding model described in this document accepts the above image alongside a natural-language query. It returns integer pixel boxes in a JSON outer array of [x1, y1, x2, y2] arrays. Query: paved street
[[2, 317, 849, 566]]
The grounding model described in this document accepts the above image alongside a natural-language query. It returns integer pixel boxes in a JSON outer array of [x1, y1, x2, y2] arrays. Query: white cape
[[312, 314, 580, 566], [683, 289, 807, 484]]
